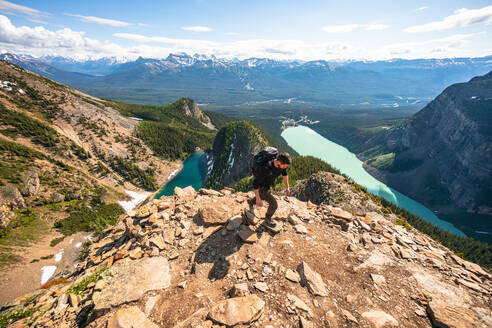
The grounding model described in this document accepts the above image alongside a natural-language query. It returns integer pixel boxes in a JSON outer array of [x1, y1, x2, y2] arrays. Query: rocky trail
[[2, 179, 491, 327]]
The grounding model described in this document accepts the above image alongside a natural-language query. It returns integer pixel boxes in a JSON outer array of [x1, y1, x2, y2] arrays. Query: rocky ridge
[[2, 173, 491, 328], [178, 98, 215, 130]]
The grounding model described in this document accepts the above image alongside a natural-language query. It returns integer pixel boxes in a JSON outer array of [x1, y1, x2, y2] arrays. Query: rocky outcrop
[[177, 98, 215, 130], [2, 176, 491, 327], [291, 171, 380, 214], [0, 184, 25, 210], [205, 121, 268, 189], [20, 168, 39, 197], [365, 71, 492, 214]]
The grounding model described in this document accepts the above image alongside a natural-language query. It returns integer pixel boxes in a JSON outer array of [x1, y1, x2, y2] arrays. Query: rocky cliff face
[[365, 71, 492, 214], [205, 121, 268, 189], [178, 98, 215, 130], [3, 176, 491, 327]]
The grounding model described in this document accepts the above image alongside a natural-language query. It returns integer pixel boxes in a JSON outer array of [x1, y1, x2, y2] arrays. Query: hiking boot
[[261, 218, 282, 233], [244, 209, 258, 225], [247, 198, 255, 208]]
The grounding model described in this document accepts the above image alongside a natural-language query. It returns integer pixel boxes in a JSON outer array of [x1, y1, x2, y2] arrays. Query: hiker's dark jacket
[[252, 160, 287, 189]]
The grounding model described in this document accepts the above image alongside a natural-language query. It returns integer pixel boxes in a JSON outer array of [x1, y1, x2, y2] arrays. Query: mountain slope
[[364, 71, 492, 217], [0, 59, 223, 284], [2, 178, 490, 327], [204, 121, 268, 189]]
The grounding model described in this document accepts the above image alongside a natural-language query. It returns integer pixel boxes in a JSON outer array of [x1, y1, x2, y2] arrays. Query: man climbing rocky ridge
[[2, 173, 491, 327]]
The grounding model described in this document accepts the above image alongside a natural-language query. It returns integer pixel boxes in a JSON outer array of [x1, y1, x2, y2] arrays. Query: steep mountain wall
[[177, 98, 215, 130], [204, 121, 268, 189], [365, 71, 492, 214]]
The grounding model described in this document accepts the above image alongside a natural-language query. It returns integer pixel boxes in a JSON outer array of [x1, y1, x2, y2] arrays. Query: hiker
[[248, 147, 291, 228]]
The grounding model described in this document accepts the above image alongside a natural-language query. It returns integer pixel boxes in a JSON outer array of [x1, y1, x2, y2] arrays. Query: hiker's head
[[275, 152, 291, 169]]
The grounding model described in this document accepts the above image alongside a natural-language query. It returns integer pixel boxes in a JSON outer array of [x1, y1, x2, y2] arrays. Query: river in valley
[[281, 125, 465, 236]]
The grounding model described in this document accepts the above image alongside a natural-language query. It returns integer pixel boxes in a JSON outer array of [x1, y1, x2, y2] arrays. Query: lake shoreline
[[154, 152, 206, 199], [281, 125, 465, 236]]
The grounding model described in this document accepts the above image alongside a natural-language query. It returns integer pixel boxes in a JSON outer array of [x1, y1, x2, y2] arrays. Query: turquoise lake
[[281, 125, 465, 236], [155, 151, 206, 199]]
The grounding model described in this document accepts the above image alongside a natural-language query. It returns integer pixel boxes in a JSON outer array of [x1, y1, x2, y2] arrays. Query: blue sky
[[0, 0, 491, 60]]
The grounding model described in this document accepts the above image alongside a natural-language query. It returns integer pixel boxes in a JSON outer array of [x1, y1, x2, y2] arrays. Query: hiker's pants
[[252, 186, 278, 218]]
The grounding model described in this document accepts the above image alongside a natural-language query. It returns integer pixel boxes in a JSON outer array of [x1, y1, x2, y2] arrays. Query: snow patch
[[227, 143, 235, 168], [167, 169, 179, 180], [54, 249, 64, 262], [118, 190, 150, 213], [40, 266, 57, 285], [18, 88, 25, 95], [75, 242, 82, 248], [69, 238, 74, 244]]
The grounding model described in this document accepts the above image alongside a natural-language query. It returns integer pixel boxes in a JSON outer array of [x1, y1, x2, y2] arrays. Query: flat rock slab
[[107, 306, 159, 328], [329, 206, 352, 221], [297, 262, 328, 296], [427, 300, 478, 328], [208, 295, 265, 326], [93, 257, 171, 312], [361, 310, 398, 328], [199, 198, 243, 224]]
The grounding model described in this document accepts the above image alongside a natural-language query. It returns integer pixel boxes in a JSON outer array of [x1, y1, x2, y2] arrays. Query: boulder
[[0, 207, 15, 228], [20, 168, 39, 197], [50, 192, 65, 203], [198, 188, 222, 196], [361, 310, 398, 328], [297, 262, 328, 296], [285, 269, 300, 283], [107, 306, 158, 328], [427, 300, 478, 328], [0, 184, 25, 209], [198, 197, 243, 225], [93, 257, 171, 312], [208, 295, 264, 326], [329, 206, 352, 221], [226, 215, 243, 231], [174, 186, 196, 200]]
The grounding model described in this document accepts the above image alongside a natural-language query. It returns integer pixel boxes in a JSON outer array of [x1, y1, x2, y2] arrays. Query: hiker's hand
[[286, 188, 291, 196], [256, 198, 263, 207]]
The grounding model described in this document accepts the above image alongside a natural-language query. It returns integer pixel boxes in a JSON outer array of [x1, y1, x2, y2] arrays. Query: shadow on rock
[[193, 224, 262, 280]]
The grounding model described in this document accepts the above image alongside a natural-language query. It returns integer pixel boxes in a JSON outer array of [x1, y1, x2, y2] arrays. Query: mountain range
[[2, 52, 492, 106]]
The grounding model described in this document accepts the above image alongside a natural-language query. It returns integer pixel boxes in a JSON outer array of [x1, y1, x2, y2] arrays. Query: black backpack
[[252, 147, 278, 175]]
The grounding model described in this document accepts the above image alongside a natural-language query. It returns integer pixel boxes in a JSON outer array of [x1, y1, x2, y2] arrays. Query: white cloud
[[66, 14, 136, 27], [0, 15, 124, 59], [114, 33, 219, 49], [0, 0, 47, 17], [322, 24, 359, 33], [416, 6, 429, 11], [382, 33, 476, 57], [0, 15, 487, 61], [181, 26, 212, 32], [405, 5, 492, 32], [365, 24, 389, 31]]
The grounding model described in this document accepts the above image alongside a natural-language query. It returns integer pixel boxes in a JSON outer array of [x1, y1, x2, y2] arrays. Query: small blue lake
[[282, 125, 465, 236], [155, 151, 206, 199]]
